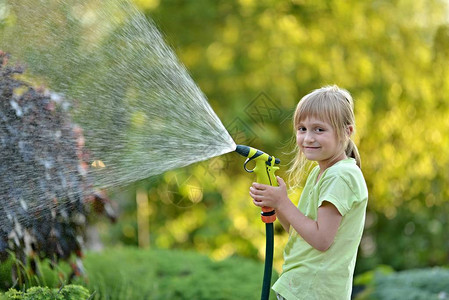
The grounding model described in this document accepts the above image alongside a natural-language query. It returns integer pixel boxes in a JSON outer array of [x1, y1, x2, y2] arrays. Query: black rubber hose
[[261, 222, 274, 300]]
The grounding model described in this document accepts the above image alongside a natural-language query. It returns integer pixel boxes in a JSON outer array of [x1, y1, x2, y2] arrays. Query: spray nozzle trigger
[[243, 157, 254, 173]]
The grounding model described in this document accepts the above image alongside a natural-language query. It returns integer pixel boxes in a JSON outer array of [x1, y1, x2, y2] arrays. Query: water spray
[[234, 145, 280, 300], [2, 0, 279, 296]]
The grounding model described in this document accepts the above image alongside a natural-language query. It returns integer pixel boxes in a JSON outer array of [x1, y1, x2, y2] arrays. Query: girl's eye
[[315, 128, 325, 132], [298, 127, 306, 132]]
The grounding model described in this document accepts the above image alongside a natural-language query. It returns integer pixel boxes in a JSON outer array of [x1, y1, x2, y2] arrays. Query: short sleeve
[[318, 175, 355, 216]]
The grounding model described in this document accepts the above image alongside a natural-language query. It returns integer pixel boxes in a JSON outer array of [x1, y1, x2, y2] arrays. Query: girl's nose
[[304, 132, 315, 143]]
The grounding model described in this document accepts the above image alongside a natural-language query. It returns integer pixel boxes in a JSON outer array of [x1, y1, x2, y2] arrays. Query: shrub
[[355, 267, 449, 300], [1, 285, 90, 300], [0, 51, 116, 287]]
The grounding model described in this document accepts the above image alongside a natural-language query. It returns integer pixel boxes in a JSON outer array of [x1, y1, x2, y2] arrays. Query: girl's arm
[[277, 200, 342, 251], [249, 177, 342, 252], [274, 208, 291, 233]]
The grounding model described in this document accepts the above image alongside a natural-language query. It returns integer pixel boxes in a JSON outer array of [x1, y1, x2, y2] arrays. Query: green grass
[[0, 247, 278, 299], [73, 247, 277, 300]]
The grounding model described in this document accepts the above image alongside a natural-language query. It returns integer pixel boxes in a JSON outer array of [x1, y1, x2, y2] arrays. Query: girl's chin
[[303, 153, 320, 161]]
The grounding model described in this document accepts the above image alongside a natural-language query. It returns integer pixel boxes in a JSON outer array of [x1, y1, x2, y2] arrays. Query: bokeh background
[[125, 0, 449, 273], [1, 0, 449, 299]]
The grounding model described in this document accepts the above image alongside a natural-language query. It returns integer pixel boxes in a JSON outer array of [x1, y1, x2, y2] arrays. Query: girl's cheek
[[296, 132, 302, 145]]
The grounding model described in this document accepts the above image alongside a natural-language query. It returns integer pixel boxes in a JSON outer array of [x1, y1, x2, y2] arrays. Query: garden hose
[[235, 145, 280, 300]]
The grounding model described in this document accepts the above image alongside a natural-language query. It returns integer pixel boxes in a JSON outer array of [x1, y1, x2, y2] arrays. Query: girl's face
[[296, 116, 347, 170]]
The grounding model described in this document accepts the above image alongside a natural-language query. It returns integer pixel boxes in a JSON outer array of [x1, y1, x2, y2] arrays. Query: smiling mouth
[[303, 146, 320, 150]]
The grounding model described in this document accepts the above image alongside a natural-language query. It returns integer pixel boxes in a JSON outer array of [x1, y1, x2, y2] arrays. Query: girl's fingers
[[252, 182, 267, 190], [249, 190, 256, 199], [253, 199, 262, 207], [276, 176, 285, 187], [250, 187, 263, 195], [249, 190, 263, 202]]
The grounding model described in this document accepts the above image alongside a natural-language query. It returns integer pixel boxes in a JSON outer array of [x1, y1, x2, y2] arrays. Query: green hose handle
[[235, 144, 280, 300], [235, 144, 280, 223]]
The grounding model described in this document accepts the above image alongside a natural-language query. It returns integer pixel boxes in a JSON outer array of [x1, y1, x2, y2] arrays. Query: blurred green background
[[1, 0, 449, 295], [117, 0, 449, 275]]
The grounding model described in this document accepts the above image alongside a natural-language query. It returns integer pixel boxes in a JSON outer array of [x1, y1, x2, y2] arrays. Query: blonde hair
[[288, 85, 361, 187]]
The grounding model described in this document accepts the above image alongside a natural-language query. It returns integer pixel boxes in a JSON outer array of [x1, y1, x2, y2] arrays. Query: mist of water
[[1, 0, 236, 193]]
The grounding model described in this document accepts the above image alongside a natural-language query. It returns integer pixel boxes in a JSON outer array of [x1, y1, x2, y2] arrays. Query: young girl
[[249, 85, 368, 300]]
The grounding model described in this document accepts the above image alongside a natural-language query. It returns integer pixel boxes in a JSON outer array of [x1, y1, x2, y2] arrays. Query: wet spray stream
[[1, 0, 277, 298], [1, 0, 236, 192]]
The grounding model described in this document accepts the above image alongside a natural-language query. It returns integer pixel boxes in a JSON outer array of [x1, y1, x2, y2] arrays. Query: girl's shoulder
[[326, 158, 363, 178], [323, 158, 368, 196], [323, 158, 365, 184], [304, 165, 321, 185]]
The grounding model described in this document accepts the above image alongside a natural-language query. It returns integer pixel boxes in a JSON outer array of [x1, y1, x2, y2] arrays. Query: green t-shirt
[[272, 158, 368, 300]]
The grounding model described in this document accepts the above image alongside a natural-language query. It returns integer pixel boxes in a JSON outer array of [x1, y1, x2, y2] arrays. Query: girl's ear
[[346, 125, 354, 138]]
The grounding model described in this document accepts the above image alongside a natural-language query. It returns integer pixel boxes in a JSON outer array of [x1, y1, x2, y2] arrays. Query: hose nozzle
[[234, 144, 280, 223], [235, 144, 280, 172]]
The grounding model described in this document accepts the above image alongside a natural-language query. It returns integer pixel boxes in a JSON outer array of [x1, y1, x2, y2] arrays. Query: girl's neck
[[315, 153, 348, 183], [317, 152, 347, 178]]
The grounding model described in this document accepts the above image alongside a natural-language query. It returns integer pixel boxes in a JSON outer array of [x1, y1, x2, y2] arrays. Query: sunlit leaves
[[133, 0, 449, 272], [4, 0, 448, 273]]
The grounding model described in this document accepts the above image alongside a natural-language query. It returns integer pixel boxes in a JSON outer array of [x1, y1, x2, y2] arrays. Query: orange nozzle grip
[[261, 206, 276, 223]]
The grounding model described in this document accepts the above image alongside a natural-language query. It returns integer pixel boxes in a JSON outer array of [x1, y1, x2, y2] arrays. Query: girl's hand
[[249, 176, 289, 210]]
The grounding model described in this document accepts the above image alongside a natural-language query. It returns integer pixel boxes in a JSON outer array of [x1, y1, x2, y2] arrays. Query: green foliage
[[0, 252, 83, 291], [355, 267, 449, 300], [128, 0, 449, 274], [353, 264, 395, 287], [72, 247, 278, 300], [2, 285, 90, 300], [0, 248, 276, 299], [359, 205, 449, 273], [58, 285, 92, 300], [2, 0, 449, 275]]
